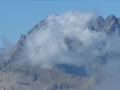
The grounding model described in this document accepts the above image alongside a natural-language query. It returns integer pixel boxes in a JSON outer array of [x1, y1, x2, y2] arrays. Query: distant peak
[[98, 16, 104, 19], [96, 16, 105, 21], [106, 14, 117, 20], [19, 34, 26, 42], [109, 14, 115, 17]]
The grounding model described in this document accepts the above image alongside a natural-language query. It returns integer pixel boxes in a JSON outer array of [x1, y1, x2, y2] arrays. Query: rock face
[[92, 14, 120, 35], [28, 20, 46, 35], [0, 65, 95, 90], [92, 16, 105, 30], [0, 34, 26, 69], [10, 34, 26, 62], [104, 14, 120, 35]]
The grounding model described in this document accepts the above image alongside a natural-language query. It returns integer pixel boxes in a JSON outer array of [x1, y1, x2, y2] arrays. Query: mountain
[[92, 16, 105, 31], [92, 14, 120, 35], [0, 14, 120, 90], [0, 65, 95, 90]]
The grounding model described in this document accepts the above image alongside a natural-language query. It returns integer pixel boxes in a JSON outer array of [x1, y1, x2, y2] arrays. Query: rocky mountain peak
[[19, 34, 26, 42], [107, 14, 116, 19], [104, 14, 119, 35], [92, 16, 105, 30], [97, 16, 104, 20], [28, 20, 46, 35]]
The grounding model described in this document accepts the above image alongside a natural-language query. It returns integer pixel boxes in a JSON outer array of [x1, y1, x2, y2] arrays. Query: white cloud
[[21, 10, 120, 89], [23, 11, 97, 68], [0, 36, 13, 55]]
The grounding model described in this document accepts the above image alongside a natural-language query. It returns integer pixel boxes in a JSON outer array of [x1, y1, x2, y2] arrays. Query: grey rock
[[92, 16, 105, 31], [104, 14, 120, 35], [90, 14, 120, 36], [1, 65, 95, 90], [0, 34, 26, 69], [28, 20, 46, 35]]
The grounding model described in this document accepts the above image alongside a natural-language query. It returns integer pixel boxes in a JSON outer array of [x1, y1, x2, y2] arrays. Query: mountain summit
[[92, 14, 120, 35]]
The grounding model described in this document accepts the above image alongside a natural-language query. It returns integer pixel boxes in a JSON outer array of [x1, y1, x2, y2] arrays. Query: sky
[[0, 0, 120, 47]]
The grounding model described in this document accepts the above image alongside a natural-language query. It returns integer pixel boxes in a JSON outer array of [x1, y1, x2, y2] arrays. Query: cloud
[[0, 36, 13, 55], [23, 11, 109, 68], [20, 10, 120, 89], [23, 11, 97, 68], [90, 59, 120, 90]]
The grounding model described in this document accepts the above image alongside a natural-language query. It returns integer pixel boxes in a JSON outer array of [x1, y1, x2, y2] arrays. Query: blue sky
[[0, 0, 120, 47]]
